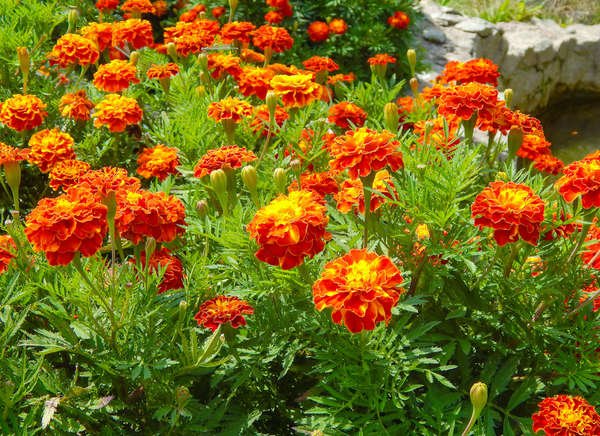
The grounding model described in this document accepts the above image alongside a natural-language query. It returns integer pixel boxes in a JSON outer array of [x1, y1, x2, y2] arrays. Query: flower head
[[438, 58, 500, 86], [28, 128, 76, 173], [250, 104, 289, 136], [80, 22, 113, 52], [288, 171, 339, 198], [307, 21, 329, 42], [518, 132, 552, 161], [532, 395, 600, 435], [207, 97, 253, 123], [121, 0, 155, 14], [112, 19, 154, 50], [367, 54, 396, 66], [77, 167, 141, 200], [533, 154, 564, 175], [137, 144, 179, 181], [93, 94, 143, 132], [328, 18, 348, 35], [471, 181, 545, 246], [207, 53, 242, 80], [137, 247, 184, 294], [0, 94, 47, 132], [194, 296, 254, 332], [583, 222, 600, 269], [48, 34, 99, 68], [335, 170, 396, 214], [0, 235, 16, 273], [437, 82, 498, 121], [193, 145, 257, 178], [164, 20, 219, 56], [252, 25, 294, 53], [25, 187, 108, 266], [48, 159, 91, 191], [236, 66, 274, 100], [313, 249, 404, 333], [388, 11, 410, 29], [96, 0, 119, 12], [555, 151, 600, 209], [93, 59, 139, 93], [59, 90, 94, 121], [247, 190, 330, 269], [270, 74, 321, 108], [0, 142, 28, 167], [303, 56, 339, 73], [328, 102, 367, 129], [221, 21, 256, 44], [146, 63, 180, 80]]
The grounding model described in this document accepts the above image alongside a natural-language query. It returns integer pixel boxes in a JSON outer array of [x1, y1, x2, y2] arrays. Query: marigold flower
[[510, 110, 544, 134], [194, 145, 257, 178], [0, 142, 28, 167], [207, 53, 242, 80], [555, 150, 600, 209], [367, 54, 396, 66], [328, 18, 348, 35], [518, 132, 552, 161], [270, 74, 321, 108], [27, 128, 76, 173], [25, 187, 108, 266], [328, 102, 367, 129], [236, 66, 274, 100], [211, 6, 226, 18], [80, 22, 113, 52], [247, 190, 330, 269], [302, 56, 339, 73], [252, 25, 294, 53], [48, 159, 91, 191], [335, 170, 395, 214], [438, 58, 500, 87], [48, 34, 99, 68], [77, 167, 141, 199], [0, 235, 16, 273], [543, 212, 578, 241], [266, 0, 293, 17], [288, 171, 339, 198], [59, 90, 94, 121], [532, 395, 600, 435], [93, 60, 139, 92], [121, 0, 155, 15], [207, 97, 253, 123], [388, 11, 410, 30], [583, 222, 600, 269], [307, 21, 329, 42], [93, 94, 143, 133], [313, 249, 404, 333], [146, 63, 180, 80], [250, 104, 289, 136], [112, 19, 154, 50], [327, 73, 356, 85], [178, 4, 206, 22], [0, 94, 47, 132], [115, 189, 186, 245], [437, 82, 498, 121], [471, 181, 545, 246], [194, 295, 254, 332], [266, 63, 301, 76], [220, 21, 256, 44], [413, 116, 461, 153], [153, 0, 168, 16], [264, 10, 284, 24], [533, 154, 564, 175], [96, 0, 119, 12], [138, 247, 184, 293], [476, 101, 514, 135], [328, 127, 403, 179], [165, 20, 219, 56], [241, 48, 265, 64], [136, 144, 179, 181]]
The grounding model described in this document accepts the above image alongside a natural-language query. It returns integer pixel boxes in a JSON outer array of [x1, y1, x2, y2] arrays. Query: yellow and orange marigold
[[48, 34, 99, 68], [112, 19, 154, 50], [250, 104, 289, 136], [328, 102, 367, 129], [77, 166, 141, 200], [48, 159, 91, 191], [96, 0, 119, 12], [247, 189, 330, 270], [236, 66, 274, 100], [252, 25, 294, 53], [207, 97, 253, 123], [220, 21, 256, 44], [328, 127, 403, 179], [59, 90, 94, 121], [302, 56, 339, 73], [136, 144, 179, 181], [194, 295, 254, 332], [138, 247, 184, 294], [335, 170, 396, 214], [146, 63, 180, 80], [28, 128, 76, 173], [0, 142, 28, 167], [313, 249, 404, 333], [471, 181, 545, 246], [437, 82, 498, 121], [438, 58, 500, 86], [193, 145, 257, 178], [388, 11, 410, 30], [25, 187, 108, 266], [93, 60, 139, 93], [0, 235, 16, 273], [121, 0, 155, 15], [367, 54, 397, 66], [328, 18, 348, 35], [307, 21, 329, 42], [532, 395, 600, 435], [163, 20, 219, 57], [93, 94, 143, 132], [533, 154, 564, 175], [80, 22, 113, 52], [0, 94, 47, 132], [555, 150, 600, 209], [270, 74, 322, 108], [288, 171, 339, 198]]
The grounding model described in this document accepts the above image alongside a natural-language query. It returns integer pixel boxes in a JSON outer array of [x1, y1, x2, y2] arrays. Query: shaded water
[[538, 98, 600, 163]]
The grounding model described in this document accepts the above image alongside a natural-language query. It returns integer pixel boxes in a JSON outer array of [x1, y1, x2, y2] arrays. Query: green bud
[[241, 165, 258, 192], [273, 167, 287, 193], [144, 237, 156, 260], [266, 90, 278, 122], [507, 126, 523, 161], [383, 102, 399, 132], [197, 53, 209, 73], [166, 42, 178, 62], [196, 199, 209, 218], [470, 382, 488, 416], [504, 88, 513, 108], [129, 51, 140, 66], [210, 169, 228, 197], [407, 48, 417, 77]]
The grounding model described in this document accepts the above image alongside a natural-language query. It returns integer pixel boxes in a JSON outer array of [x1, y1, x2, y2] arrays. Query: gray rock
[[435, 13, 462, 26], [533, 40, 555, 64], [455, 17, 495, 37], [423, 27, 447, 44]]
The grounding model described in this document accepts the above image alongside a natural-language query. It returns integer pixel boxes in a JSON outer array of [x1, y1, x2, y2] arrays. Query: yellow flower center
[[345, 259, 376, 288], [557, 405, 591, 428], [497, 188, 530, 210]]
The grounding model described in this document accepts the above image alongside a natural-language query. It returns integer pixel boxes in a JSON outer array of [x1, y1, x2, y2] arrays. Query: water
[[538, 98, 600, 163]]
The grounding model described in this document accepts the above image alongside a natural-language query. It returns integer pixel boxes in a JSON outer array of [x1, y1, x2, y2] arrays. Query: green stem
[[503, 242, 520, 278], [461, 410, 478, 436], [361, 173, 376, 249]]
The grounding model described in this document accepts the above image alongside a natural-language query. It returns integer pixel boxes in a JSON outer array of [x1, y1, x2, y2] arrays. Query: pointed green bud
[[273, 167, 287, 193], [407, 49, 417, 77], [383, 102, 399, 132], [470, 382, 488, 417], [504, 88, 513, 109]]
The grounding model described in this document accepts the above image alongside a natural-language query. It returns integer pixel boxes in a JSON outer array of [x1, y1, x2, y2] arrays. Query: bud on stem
[[461, 382, 488, 436]]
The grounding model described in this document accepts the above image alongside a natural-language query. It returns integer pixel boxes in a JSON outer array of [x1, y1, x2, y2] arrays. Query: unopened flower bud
[[67, 8, 79, 32], [504, 88, 513, 108], [383, 102, 399, 132], [407, 48, 417, 77], [175, 386, 191, 409], [144, 236, 156, 259], [16, 47, 30, 78], [470, 382, 488, 416], [129, 51, 140, 66], [273, 167, 287, 193], [195, 85, 206, 97], [197, 53, 209, 72], [266, 90, 278, 121], [228, 0, 238, 16], [166, 42, 178, 61], [178, 299, 188, 312], [410, 77, 419, 97], [241, 165, 258, 191], [199, 71, 210, 86], [210, 169, 228, 196], [196, 199, 209, 217], [289, 159, 302, 173], [495, 171, 508, 181]]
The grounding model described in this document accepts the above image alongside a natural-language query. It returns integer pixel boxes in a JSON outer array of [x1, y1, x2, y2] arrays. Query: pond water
[[538, 98, 600, 163]]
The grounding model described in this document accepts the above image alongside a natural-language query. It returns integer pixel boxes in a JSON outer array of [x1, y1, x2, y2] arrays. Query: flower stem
[[361, 173, 376, 249]]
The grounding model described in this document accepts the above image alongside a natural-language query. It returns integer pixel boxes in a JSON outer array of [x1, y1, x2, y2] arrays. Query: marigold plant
[[0, 235, 16, 273], [532, 395, 600, 435], [270, 74, 322, 108], [555, 150, 600, 209], [194, 296, 254, 332], [47, 33, 99, 68]]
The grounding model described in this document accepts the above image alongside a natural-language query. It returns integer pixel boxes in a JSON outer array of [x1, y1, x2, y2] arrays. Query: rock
[[533, 40, 555, 64], [423, 27, 447, 44], [434, 13, 462, 26], [454, 17, 495, 37]]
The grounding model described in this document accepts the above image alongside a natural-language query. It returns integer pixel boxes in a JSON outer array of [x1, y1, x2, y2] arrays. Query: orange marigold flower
[[327, 73, 356, 85], [48, 159, 91, 191], [335, 170, 396, 214], [93, 59, 139, 92], [194, 295, 254, 332], [207, 53, 242, 80], [77, 166, 141, 200], [59, 90, 94, 121], [211, 6, 226, 18], [328, 127, 403, 179], [471, 181, 545, 246], [220, 21, 256, 44], [178, 4, 206, 22], [532, 395, 600, 435], [153, 0, 168, 16], [136, 144, 179, 181], [146, 63, 180, 80], [266, 0, 293, 17], [288, 171, 339, 198], [510, 110, 544, 134], [93, 94, 143, 133], [367, 54, 396, 66], [476, 101, 514, 135], [112, 19, 154, 50], [270, 74, 322, 108], [80, 22, 113, 52], [533, 154, 564, 175], [264, 10, 284, 24], [328, 102, 367, 129], [0, 142, 28, 167], [388, 11, 410, 30], [397, 96, 414, 115], [328, 18, 348, 35], [437, 82, 498, 121], [250, 104, 289, 136], [0, 235, 16, 273], [241, 48, 265, 64], [583, 222, 600, 269], [207, 97, 253, 123], [555, 151, 600, 209], [48, 34, 99, 68], [266, 63, 302, 76], [0, 94, 47, 132], [96, 0, 119, 12], [247, 189, 330, 269], [307, 21, 329, 42], [518, 132, 552, 161], [164, 20, 219, 57], [252, 25, 294, 53], [115, 189, 186, 245], [438, 58, 500, 86], [302, 56, 339, 73], [193, 145, 257, 178], [235, 66, 274, 100], [543, 212, 578, 241], [313, 249, 404, 333], [138, 247, 184, 294], [24, 187, 108, 266], [27, 128, 76, 173], [121, 0, 155, 14]]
